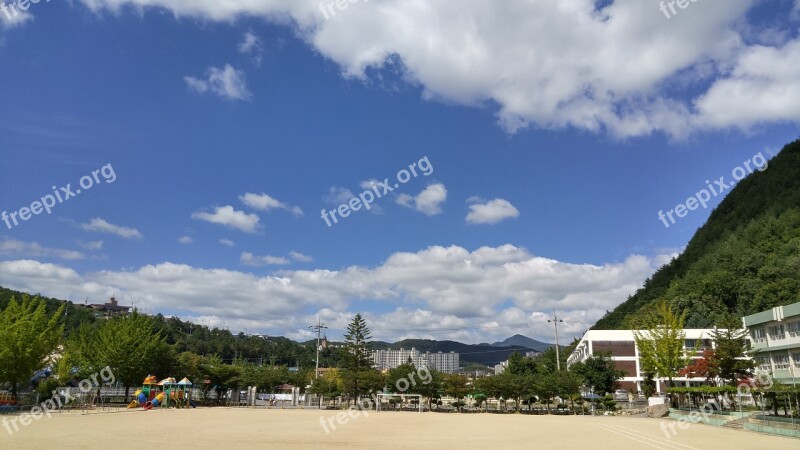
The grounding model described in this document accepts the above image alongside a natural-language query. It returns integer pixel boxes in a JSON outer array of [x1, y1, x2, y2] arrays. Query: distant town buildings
[[743, 301, 800, 386], [494, 360, 508, 375], [371, 348, 460, 373], [83, 296, 131, 318]]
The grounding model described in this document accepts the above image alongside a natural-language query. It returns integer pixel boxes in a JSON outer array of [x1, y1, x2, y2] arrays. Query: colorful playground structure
[[127, 376, 196, 410]]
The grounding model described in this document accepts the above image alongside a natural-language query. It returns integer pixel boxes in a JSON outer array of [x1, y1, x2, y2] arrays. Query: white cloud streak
[[81, 218, 143, 239]]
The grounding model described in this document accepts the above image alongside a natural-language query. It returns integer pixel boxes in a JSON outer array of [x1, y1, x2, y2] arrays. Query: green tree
[[712, 314, 756, 385], [536, 346, 567, 375], [0, 296, 65, 396], [416, 368, 444, 409], [199, 354, 242, 403], [442, 373, 471, 411], [76, 311, 170, 399], [387, 360, 417, 393], [634, 301, 691, 392], [339, 314, 374, 402], [570, 352, 625, 395], [507, 352, 538, 375]]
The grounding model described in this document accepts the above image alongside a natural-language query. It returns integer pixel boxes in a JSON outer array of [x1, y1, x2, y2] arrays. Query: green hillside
[[595, 138, 800, 329]]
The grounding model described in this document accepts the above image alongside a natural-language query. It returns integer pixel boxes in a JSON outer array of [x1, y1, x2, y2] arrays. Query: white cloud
[[184, 64, 252, 101], [466, 198, 520, 225], [289, 251, 313, 263], [81, 218, 143, 239], [76, 0, 800, 137], [397, 183, 447, 216], [191, 206, 260, 233], [240, 251, 290, 266], [0, 239, 85, 261], [324, 187, 354, 205], [178, 236, 193, 244], [240, 192, 303, 216], [0, 244, 670, 342], [0, 8, 33, 30], [694, 38, 800, 130], [77, 240, 104, 251], [238, 31, 264, 65], [219, 238, 236, 247]]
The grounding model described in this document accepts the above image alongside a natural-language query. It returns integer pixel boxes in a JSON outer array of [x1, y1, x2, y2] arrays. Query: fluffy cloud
[[240, 192, 303, 216], [191, 206, 260, 233], [177, 236, 193, 244], [694, 38, 800, 129], [184, 64, 252, 101], [0, 244, 670, 343], [81, 218, 143, 239], [0, 239, 85, 261], [219, 238, 236, 247], [76, 0, 800, 137], [396, 183, 447, 216], [466, 198, 520, 225]]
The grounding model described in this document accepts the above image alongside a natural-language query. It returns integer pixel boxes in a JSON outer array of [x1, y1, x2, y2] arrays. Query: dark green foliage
[[570, 352, 625, 395], [596, 139, 800, 329]]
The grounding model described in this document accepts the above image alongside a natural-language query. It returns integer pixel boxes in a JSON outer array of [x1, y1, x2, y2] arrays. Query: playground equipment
[[127, 376, 195, 410], [0, 391, 19, 415]]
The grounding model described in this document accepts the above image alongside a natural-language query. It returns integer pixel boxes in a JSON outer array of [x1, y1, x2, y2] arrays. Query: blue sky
[[0, 0, 799, 344]]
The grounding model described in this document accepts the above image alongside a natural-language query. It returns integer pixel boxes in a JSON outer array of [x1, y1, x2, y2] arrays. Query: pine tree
[[339, 314, 374, 401]]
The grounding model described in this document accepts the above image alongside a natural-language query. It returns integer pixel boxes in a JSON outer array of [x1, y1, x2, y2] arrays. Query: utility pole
[[548, 311, 564, 371], [309, 318, 328, 379]]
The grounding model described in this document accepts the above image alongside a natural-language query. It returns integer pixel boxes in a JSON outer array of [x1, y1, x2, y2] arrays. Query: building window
[[751, 328, 766, 343], [774, 354, 790, 370], [768, 324, 785, 340], [787, 321, 800, 337], [757, 356, 771, 371], [792, 352, 800, 368]]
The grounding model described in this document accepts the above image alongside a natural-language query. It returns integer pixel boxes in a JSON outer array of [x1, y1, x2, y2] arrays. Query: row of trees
[[0, 296, 310, 403]]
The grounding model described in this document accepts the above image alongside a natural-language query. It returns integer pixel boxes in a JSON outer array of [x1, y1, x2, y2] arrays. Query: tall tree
[[711, 314, 756, 385], [0, 296, 65, 396], [76, 311, 169, 398], [507, 352, 538, 375], [339, 314, 374, 401], [634, 301, 691, 392]]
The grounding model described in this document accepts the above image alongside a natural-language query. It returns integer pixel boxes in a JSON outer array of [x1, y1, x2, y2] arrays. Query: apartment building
[[742, 301, 800, 385], [371, 348, 460, 373]]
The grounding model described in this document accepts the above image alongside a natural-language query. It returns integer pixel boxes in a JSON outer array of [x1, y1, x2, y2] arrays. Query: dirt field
[[1, 408, 796, 449]]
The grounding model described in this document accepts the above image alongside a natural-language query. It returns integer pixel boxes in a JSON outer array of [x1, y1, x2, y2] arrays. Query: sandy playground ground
[[1, 407, 797, 449]]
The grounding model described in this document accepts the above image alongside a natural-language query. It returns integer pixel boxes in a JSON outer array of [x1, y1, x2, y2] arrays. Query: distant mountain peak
[[491, 334, 553, 352]]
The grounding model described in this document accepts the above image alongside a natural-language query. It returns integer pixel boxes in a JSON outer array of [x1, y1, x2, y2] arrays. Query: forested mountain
[[595, 139, 800, 329], [1, 286, 543, 367]]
